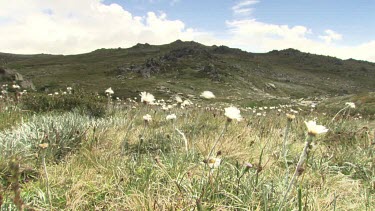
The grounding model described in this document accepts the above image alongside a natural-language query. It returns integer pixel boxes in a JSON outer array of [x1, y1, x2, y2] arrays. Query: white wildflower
[[305, 120, 328, 136], [166, 114, 177, 121], [182, 99, 193, 107], [143, 114, 152, 122], [105, 87, 114, 95], [208, 158, 221, 169], [345, 102, 355, 109], [161, 105, 169, 111], [224, 106, 242, 121], [12, 84, 20, 89], [67, 87, 72, 94], [140, 92, 155, 104]]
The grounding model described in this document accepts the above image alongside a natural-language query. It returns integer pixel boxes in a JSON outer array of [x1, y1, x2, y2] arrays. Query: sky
[[0, 0, 374, 62]]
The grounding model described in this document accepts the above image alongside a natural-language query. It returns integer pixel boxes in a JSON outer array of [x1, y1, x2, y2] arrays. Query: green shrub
[[0, 112, 92, 162], [0, 111, 129, 162], [21, 91, 107, 117]]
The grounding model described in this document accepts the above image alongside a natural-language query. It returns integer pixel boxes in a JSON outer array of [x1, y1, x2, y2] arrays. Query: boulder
[[0, 67, 35, 90], [19, 81, 35, 90], [265, 83, 276, 90]]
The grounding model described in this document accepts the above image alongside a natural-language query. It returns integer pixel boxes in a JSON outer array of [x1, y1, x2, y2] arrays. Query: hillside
[[1, 40, 375, 105], [1, 41, 375, 210]]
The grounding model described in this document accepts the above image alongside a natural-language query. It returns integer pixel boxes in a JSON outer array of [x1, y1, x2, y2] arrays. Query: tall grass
[[0, 93, 374, 210]]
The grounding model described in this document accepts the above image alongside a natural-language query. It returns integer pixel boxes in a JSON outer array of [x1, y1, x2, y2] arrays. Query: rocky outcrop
[[0, 67, 35, 90], [113, 45, 218, 79], [212, 45, 252, 57], [200, 64, 221, 81], [161, 46, 215, 62], [113, 58, 163, 78]]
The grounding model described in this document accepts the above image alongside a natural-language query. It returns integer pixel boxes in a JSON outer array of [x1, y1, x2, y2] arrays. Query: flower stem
[[42, 155, 52, 210], [281, 120, 292, 159], [279, 135, 313, 210], [175, 127, 188, 153], [330, 105, 349, 124], [137, 122, 147, 158], [121, 109, 140, 156], [207, 121, 229, 159]]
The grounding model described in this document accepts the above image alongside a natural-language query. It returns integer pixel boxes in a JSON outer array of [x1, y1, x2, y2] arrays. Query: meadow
[[0, 86, 374, 210]]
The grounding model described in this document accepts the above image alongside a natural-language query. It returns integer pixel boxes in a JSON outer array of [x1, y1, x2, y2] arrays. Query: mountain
[[1, 40, 374, 105]]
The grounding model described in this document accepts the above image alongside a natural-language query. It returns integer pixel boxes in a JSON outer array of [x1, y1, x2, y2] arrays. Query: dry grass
[[0, 97, 374, 210]]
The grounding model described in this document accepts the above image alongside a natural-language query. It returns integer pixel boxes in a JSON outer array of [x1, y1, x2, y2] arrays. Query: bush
[[21, 91, 107, 117], [0, 112, 92, 162], [0, 111, 129, 163]]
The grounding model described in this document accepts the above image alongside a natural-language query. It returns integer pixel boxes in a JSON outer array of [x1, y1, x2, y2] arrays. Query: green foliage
[[21, 91, 107, 117], [0, 105, 30, 131], [0, 112, 91, 162], [0, 110, 130, 163], [319, 92, 375, 119]]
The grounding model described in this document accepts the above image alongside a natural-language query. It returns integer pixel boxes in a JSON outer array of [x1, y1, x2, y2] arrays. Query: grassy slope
[[2, 41, 375, 105], [0, 95, 374, 210]]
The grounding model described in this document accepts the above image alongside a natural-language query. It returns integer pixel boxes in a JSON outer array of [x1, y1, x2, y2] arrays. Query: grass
[[319, 92, 375, 119], [0, 105, 30, 131], [0, 90, 374, 210]]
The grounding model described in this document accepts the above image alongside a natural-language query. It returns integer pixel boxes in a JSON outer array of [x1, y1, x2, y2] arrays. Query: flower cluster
[[224, 106, 242, 121], [345, 102, 355, 109], [143, 114, 152, 122], [166, 114, 177, 121], [105, 87, 114, 95], [140, 92, 155, 104], [305, 120, 328, 136]]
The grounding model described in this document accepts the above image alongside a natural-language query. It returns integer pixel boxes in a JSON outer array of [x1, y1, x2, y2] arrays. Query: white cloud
[[318, 29, 343, 44], [0, 0, 374, 62], [0, 0, 204, 54], [233, 8, 254, 16], [232, 0, 259, 10], [232, 0, 259, 16], [222, 19, 374, 62]]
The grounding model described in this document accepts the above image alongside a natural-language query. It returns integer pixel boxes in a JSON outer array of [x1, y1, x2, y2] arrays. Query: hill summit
[[1, 40, 374, 104]]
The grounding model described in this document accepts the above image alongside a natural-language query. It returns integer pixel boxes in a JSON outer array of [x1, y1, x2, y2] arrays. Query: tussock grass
[[0, 94, 374, 210]]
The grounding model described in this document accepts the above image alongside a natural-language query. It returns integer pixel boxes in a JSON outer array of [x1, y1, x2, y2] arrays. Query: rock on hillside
[[112, 44, 219, 79], [0, 67, 35, 90]]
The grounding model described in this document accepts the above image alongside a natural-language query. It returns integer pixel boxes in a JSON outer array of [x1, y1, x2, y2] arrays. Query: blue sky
[[107, 0, 233, 32], [106, 0, 375, 45], [0, 0, 374, 61]]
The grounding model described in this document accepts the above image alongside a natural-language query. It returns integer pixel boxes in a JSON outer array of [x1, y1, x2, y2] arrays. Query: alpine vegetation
[[0, 87, 374, 211]]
